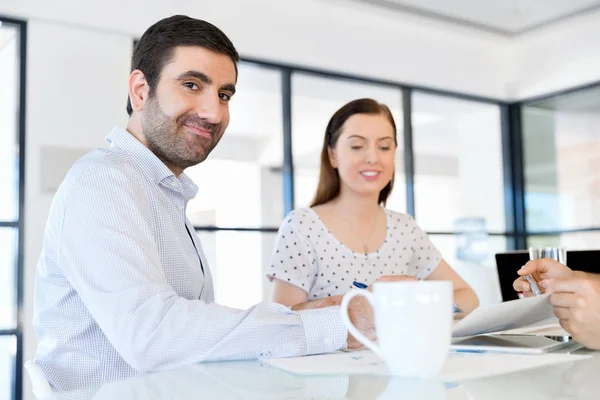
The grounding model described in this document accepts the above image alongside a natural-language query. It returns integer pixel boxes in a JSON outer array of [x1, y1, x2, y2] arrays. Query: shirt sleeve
[[266, 212, 316, 293], [57, 166, 346, 373], [407, 217, 443, 280]]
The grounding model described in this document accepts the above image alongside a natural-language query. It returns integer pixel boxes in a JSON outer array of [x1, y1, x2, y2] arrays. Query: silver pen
[[523, 275, 541, 296]]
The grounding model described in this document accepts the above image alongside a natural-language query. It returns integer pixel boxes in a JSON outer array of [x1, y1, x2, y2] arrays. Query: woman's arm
[[266, 211, 316, 307], [426, 259, 479, 314], [271, 279, 309, 307]]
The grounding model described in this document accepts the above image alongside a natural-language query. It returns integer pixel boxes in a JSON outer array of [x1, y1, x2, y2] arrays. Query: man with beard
[[32, 15, 376, 391]]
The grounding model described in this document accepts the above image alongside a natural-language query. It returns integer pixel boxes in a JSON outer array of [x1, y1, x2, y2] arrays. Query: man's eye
[[183, 82, 199, 90], [219, 93, 231, 101]]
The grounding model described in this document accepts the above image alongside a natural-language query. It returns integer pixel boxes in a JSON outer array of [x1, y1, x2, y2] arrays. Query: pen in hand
[[523, 275, 542, 296]]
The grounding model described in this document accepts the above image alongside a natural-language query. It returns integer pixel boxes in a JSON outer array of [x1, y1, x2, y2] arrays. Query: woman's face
[[329, 113, 396, 198]]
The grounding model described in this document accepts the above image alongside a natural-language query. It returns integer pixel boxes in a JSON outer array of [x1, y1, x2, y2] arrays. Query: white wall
[[511, 8, 600, 100], [0, 0, 512, 99], [10, 0, 600, 102]]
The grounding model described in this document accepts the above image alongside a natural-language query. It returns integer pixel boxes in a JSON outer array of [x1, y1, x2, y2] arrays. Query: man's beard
[[141, 96, 223, 171]]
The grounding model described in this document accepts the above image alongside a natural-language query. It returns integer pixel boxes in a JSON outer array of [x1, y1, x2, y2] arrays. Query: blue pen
[[353, 281, 368, 289], [451, 349, 486, 354], [354, 280, 463, 313]]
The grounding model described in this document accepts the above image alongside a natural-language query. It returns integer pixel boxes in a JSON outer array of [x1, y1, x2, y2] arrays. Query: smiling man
[[32, 15, 375, 391]]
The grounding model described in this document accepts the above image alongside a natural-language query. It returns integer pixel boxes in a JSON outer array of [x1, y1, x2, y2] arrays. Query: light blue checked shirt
[[33, 127, 347, 391]]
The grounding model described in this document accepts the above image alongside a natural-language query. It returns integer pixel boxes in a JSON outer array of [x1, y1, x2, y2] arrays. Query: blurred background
[[2, 0, 600, 399]]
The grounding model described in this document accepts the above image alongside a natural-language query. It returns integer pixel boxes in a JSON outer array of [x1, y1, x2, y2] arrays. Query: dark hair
[[310, 98, 397, 208], [126, 15, 240, 116]]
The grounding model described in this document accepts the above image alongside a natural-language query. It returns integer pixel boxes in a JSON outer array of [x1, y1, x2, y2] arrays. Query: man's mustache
[[179, 115, 221, 136]]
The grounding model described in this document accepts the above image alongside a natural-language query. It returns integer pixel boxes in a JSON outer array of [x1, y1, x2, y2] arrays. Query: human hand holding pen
[[513, 258, 574, 297]]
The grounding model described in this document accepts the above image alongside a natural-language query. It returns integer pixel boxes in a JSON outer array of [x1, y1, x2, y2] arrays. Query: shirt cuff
[[297, 306, 348, 355]]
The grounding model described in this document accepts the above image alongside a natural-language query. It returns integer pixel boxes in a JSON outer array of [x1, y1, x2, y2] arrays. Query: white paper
[[499, 318, 570, 337], [263, 350, 590, 381], [452, 294, 555, 337]]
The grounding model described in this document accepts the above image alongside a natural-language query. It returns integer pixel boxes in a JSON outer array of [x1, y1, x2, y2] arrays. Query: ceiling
[[344, 0, 600, 36]]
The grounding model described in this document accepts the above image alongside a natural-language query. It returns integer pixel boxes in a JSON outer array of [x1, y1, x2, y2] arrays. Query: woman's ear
[[328, 147, 338, 169]]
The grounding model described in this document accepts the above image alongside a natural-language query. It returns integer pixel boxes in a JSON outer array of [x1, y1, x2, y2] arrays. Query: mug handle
[[340, 289, 384, 359]]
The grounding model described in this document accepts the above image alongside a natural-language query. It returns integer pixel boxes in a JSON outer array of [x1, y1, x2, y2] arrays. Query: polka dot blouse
[[267, 208, 442, 300]]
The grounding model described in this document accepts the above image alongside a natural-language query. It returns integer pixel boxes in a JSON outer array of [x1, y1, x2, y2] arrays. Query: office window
[[428, 234, 507, 270], [0, 17, 23, 400], [428, 234, 505, 304], [522, 86, 600, 232], [528, 232, 600, 251], [291, 73, 406, 213], [412, 92, 505, 233], [0, 336, 16, 400], [0, 229, 17, 330], [0, 23, 19, 222], [196, 231, 277, 309], [186, 62, 284, 228]]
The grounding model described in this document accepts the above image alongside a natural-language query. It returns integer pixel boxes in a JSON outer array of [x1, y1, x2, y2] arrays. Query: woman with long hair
[[267, 98, 479, 313]]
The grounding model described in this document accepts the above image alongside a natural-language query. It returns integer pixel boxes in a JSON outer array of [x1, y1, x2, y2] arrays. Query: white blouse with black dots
[[267, 208, 443, 300]]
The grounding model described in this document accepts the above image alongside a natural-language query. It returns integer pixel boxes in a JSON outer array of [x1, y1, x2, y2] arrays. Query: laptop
[[451, 334, 577, 354], [495, 250, 600, 301]]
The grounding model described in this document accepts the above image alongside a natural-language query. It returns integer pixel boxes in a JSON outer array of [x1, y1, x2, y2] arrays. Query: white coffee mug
[[341, 281, 453, 378]]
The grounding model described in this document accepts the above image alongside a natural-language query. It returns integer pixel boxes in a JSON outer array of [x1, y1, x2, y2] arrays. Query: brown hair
[[310, 98, 397, 208]]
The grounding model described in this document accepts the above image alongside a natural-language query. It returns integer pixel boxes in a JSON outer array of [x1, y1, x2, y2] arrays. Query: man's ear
[[128, 69, 150, 112]]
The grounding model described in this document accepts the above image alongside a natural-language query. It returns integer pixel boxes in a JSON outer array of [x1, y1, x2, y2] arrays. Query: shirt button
[[260, 351, 272, 359], [324, 337, 333, 347]]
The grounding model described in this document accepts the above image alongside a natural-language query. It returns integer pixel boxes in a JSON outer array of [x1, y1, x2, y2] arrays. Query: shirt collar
[[106, 127, 198, 201]]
